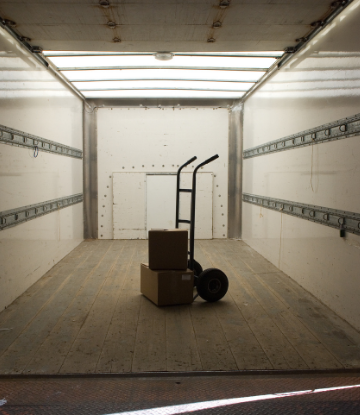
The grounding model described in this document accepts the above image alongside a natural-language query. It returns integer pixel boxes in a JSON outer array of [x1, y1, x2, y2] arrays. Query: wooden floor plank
[[96, 241, 141, 373], [25, 242, 127, 374], [262, 272, 360, 368], [204, 241, 308, 370], [190, 301, 238, 371], [166, 305, 202, 371], [0, 242, 99, 357], [131, 297, 167, 372], [58, 241, 130, 374]]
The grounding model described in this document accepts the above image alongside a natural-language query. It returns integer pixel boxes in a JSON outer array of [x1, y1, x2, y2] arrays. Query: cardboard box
[[140, 263, 194, 306], [148, 229, 188, 270]]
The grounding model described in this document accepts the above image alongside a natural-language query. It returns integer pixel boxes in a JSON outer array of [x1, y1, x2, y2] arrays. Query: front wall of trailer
[[0, 27, 84, 310], [242, 1, 360, 330], [97, 108, 229, 240]]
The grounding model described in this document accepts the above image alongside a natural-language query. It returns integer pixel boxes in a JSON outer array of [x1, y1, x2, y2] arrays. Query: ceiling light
[[50, 55, 276, 70], [155, 52, 174, 61], [63, 69, 265, 83]]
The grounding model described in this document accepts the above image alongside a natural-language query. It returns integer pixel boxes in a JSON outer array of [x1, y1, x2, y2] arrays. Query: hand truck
[[175, 155, 229, 302]]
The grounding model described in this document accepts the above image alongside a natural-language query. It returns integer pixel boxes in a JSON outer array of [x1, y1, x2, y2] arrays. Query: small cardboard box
[[140, 263, 194, 306], [148, 229, 188, 270]]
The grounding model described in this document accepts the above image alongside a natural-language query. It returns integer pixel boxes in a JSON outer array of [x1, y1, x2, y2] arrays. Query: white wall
[[242, 0, 360, 331], [97, 107, 229, 239], [0, 27, 84, 310]]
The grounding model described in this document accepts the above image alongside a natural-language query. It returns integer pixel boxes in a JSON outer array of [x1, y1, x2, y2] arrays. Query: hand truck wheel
[[197, 268, 229, 302]]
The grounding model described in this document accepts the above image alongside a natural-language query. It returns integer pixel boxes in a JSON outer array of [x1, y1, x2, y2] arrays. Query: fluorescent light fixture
[[73, 80, 254, 92], [63, 69, 265, 83], [44, 51, 283, 58], [47, 55, 276, 70], [44, 51, 280, 99], [82, 90, 246, 98]]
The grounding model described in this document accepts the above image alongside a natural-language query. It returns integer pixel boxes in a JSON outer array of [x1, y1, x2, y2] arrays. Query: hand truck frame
[[175, 154, 229, 302]]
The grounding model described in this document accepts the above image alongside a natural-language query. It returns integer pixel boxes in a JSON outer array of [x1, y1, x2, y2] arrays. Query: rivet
[[99, 0, 110, 6], [219, 0, 230, 8], [4, 19, 16, 27]]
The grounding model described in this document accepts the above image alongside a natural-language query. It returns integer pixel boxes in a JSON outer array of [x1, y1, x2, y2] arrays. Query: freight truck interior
[[0, 1, 359, 413]]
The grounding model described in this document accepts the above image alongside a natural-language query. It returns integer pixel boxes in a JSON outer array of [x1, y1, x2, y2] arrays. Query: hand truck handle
[[194, 154, 219, 172], [177, 156, 197, 174]]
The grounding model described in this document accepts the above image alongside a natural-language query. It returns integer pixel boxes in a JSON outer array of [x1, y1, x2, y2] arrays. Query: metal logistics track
[[0, 194, 83, 231], [0, 124, 83, 159], [243, 113, 360, 159], [243, 193, 360, 236]]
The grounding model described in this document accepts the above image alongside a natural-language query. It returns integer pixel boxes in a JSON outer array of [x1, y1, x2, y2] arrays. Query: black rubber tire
[[188, 259, 203, 286], [196, 268, 229, 302]]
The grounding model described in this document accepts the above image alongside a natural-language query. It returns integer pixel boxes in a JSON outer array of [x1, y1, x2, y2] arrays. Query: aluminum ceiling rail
[[243, 113, 360, 159], [243, 193, 360, 236], [0, 194, 83, 231], [0, 124, 83, 159]]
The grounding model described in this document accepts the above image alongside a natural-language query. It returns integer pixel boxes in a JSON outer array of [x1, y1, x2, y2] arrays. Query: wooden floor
[[0, 239, 360, 374]]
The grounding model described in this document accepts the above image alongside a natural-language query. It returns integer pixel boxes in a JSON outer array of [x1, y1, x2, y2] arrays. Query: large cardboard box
[[140, 263, 194, 306], [148, 229, 188, 270]]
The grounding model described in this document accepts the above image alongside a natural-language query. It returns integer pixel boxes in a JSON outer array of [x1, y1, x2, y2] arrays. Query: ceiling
[[0, 0, 338, 52]]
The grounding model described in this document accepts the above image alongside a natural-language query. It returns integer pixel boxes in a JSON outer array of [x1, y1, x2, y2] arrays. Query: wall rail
[[243, 193, 360, 236], [0, 194, 83, 231], [0, 124, 83, 159], [243, 113, 360, 159]]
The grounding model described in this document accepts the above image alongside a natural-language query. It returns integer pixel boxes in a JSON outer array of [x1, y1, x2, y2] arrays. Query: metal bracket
[[0, 194, 83, 231], [243, 193, 360, 236], [243, 113, 360, 159], [0, 124, 83, 159]]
